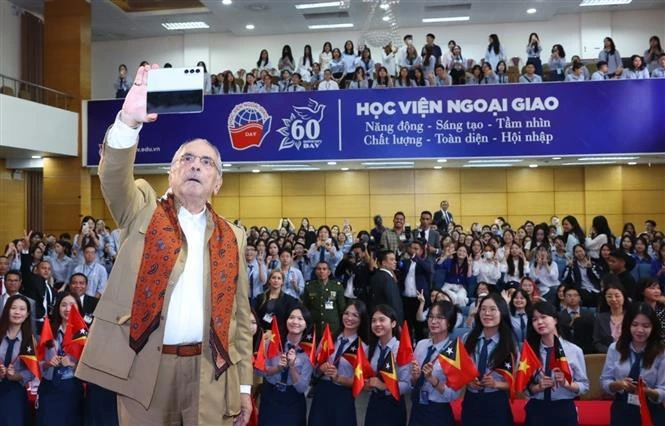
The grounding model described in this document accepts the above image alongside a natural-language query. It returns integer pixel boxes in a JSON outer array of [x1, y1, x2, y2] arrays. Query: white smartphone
[[147, 67, 205, 114]]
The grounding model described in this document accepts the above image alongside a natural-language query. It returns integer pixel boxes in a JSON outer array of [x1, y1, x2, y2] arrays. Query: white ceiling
[[10, 0, 665, 41]]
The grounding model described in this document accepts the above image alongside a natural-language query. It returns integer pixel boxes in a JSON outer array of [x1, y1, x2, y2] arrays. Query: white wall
[[0, 94, 78, 156], [91, 9, 665, 99], [0, 0, 21, 80]]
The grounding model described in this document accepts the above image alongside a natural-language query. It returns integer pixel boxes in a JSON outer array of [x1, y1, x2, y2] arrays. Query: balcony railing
[[0, 74, 74, 110]]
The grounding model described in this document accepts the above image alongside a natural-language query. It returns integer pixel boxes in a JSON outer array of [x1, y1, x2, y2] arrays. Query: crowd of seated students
[[114, 32, 665, 98], [2, 208, 665, 425]]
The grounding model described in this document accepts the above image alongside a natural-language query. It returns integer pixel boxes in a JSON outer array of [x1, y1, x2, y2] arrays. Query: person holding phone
[[76, 64, 254, 426]]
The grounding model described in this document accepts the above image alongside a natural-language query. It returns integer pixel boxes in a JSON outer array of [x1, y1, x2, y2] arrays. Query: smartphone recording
[[146, 67, 205, 114]]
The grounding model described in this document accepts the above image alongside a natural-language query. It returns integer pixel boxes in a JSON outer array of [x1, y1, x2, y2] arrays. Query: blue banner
[[85, 80, 665, 166]]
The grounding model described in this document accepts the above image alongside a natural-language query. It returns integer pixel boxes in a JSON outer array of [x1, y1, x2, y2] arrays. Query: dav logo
[[277, 99, 325, 151], [227, 102, 272, 150]]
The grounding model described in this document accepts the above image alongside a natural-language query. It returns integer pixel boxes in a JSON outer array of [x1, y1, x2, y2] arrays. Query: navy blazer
[[398, 256, 432, 299]]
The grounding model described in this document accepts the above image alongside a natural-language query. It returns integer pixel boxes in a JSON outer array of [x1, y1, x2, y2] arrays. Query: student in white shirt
[[519, 62, 542, 83], [317, 69, 339, 91], [622, 54, 650, 79]]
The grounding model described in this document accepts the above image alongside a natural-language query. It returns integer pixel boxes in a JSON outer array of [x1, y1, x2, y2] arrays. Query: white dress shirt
[[318, 80, 339, 91]]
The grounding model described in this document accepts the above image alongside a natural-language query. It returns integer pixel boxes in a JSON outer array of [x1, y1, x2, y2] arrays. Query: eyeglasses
[[427, 315, 446, 321], [178, 153, 219, 171], [480, 307, 499, 314]]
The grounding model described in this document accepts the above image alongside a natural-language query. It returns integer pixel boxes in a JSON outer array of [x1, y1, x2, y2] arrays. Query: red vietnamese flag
[[266, 316, 283, 359], [437, 337, 479, 390], [395, 321, 414, 367], [379, 351, 400, 401], [299, 329, 317, 366], [515, 341, 542, 394], [352, 339, 372, 398], [62, 304, 88, 360], [36, 316, 54, 361], [253, 331, 267, 372], [316, 324, 335, 366], [18, 338, 41, 380], [553, 336, 573, 384], [637, 378, 654, 426]]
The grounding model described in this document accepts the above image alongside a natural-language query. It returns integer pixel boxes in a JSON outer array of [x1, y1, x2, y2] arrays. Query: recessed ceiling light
[[552, 157, 562, 160], [562, 161, 617, 166], [222, 163, 232, 167], [261, 164, 311, 168], [31, 155, 42, 159], [529, 164, 538, 168], [308, 23, 354, 29], [437, 159, 447, 163], [627, 162, 637, 165], [463, 164, 514, 168], [361, 161, 414, 166], [422, 16, 470, 23], [251, 169, 260, 173], [577, 156, 639, 161], [273, 167, 320, 171], [245, 24, 255, 30], [380, 3, 390, 10], [579, 0, 632, 7], [162, 22, 209, 30], [433, 166, 443, 170], [222, 0, 232, 5], [382, 16, 390, 22], [468, 159, 523, 164], [327, 161, 337, 165], [295, 1, 343, 10], [526, 8, 537, 14], [341, 167, 349, 171]]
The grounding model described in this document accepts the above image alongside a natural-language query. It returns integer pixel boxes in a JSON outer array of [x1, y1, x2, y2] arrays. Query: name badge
[[419, 390, 429, 405], [275, 382, 287, 393], [329, 291, 336, 298], [84, 314, 93, 324], [263, 313, 274, 324], [627, 393, 641, 406], [325, 301, 334, 310]]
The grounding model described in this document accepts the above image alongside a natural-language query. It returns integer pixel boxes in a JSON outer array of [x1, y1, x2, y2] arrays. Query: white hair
[[170, 138, 223, 175]]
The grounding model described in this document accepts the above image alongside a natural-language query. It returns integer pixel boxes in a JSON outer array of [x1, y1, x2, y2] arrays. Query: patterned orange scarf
[[129, 193, 238, 379]]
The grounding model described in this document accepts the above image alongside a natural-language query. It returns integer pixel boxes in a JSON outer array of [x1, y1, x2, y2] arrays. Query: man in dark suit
[[19, 256, 55, 335], [370, 250, 404, 324], [68, 272, 99, 326], [557, 285, 594, 353], [398, 241, 432, 340], [415, 210, 442, 263], [433, 200, 454, 235]]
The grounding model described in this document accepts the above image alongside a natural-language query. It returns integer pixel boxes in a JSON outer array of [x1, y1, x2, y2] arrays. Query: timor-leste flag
[[62, 304, 88, 360], [341, 337, 359, 366], [18, 338, 40, 380], [379, 351, 400, 401], [437, 337, 479, 390], [253, 331, 267, 372], [36, 316, 54, 362], [266, 315, 283, 359], [316, 324, 335, 366], [494, 354, 515, 399], [352, 339, 372, 398], [553, 336, 573, 384], [395, 321, 414, 367], [638, 378, 654, 426], [299, 329, 316, 366], [515, 341, 542, 394]]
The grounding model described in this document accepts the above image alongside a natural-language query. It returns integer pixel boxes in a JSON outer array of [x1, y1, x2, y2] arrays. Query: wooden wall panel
[[460, 169, 506, 193]]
